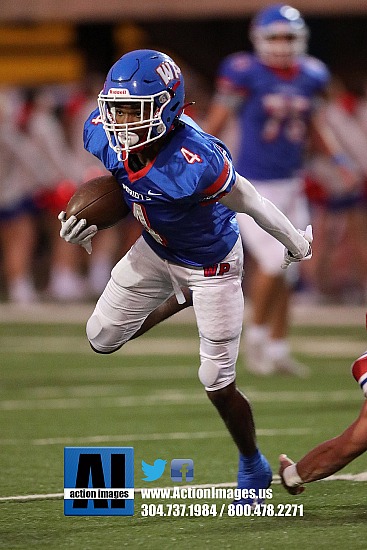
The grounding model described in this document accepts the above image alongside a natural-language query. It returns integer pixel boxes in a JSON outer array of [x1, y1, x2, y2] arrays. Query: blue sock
[[239, 449, 263, 475], [236, 450, 272, 504]]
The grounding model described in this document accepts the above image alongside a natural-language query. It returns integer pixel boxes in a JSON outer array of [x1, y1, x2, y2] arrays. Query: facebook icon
[[170, 459, 194, 482]]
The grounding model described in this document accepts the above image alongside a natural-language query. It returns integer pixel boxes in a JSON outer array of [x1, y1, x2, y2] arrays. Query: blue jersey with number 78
[[84, 112, 239, 267]]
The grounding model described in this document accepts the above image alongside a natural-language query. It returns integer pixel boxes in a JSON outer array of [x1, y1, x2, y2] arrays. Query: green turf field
[[1, 313, 366, 549]]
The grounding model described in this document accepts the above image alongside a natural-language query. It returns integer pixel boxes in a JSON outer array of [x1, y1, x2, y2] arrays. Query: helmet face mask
[[250, 4, 309, 69], [98, 90, 171, 160], [98, 50, 185, 160]]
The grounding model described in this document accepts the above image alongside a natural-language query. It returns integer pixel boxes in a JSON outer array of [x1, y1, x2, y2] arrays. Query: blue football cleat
[[234, 451, 273, 507]]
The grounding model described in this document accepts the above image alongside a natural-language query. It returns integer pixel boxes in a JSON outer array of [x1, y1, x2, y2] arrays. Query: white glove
[[58, 211, 98, 255], [281, 224, 313, 270]]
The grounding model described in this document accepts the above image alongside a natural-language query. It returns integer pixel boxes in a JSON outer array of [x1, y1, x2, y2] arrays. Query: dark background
[[77, 16, 367, 92]]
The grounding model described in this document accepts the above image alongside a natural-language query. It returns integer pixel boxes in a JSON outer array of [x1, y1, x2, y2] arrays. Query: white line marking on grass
[[0, 337, 198, 355], [2, 472, 367, 502], [0, 493, 64, 502], [247, 390, 361, 403], [0, 428, 310, 447], [14, 369, 197, 399], [0, 302, 366, 326], [33, 428, 311, 446], [0, 334, 364, 357], [0, 392, 205, 411], [14, 379, 363, 400], [294, 338, 366, 357], [0, 389, 361, 411]]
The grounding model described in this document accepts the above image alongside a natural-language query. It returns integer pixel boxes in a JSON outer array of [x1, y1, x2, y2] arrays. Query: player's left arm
[[219, 172, 312, 265], [310, 95, 361, 191]]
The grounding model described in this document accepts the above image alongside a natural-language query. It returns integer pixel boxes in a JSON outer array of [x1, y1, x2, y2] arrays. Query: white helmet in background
[[250, 4, 309, 68]]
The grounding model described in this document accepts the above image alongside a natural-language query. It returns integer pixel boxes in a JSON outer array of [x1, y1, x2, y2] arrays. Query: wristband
[[282, 463, 304, 487]]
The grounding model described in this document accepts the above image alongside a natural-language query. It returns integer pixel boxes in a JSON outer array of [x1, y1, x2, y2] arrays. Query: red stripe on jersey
[[352, 354, 367, 382], [202, 157, 230, 197]]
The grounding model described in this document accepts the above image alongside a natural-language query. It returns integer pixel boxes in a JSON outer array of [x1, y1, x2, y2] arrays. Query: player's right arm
[[204, 102, 233, 138], [204, 52, 251, 137]]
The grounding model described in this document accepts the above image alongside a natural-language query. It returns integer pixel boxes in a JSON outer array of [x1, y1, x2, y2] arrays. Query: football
[[65, 175, 129, 230]]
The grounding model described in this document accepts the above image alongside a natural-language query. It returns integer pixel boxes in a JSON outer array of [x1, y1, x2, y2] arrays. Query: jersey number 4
[[180, 147, 203, 164], [132, 203, 167, 246]]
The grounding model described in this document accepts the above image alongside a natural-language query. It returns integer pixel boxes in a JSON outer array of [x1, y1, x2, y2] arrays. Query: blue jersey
[[217, 53, 330, 180], [84, 112, 238, 267]]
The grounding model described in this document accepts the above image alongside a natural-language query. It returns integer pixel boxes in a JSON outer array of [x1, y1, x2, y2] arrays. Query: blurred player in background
[[204, 4, 358, 376], [279, 349, 367, 493], [59, 49, 314, 505]]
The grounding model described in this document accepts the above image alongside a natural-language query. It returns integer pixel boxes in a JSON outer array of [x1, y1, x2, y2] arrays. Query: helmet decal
[[155, 61, 181, 86], [107, 88, 131, 96]]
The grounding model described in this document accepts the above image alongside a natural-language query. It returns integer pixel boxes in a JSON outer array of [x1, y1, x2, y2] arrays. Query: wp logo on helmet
[[156, 61, 181, 86]]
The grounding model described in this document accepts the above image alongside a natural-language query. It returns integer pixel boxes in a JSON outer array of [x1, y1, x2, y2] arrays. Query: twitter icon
[[142, 459, 167, 481]]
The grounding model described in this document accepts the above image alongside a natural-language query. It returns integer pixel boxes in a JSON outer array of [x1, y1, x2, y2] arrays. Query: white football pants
[[87, 235, 244, 391]]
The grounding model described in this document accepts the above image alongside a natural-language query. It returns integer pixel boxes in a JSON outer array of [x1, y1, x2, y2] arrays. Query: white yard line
[[0, 427, 311, 447], [0, 335, 364, 357], [0, 389, 361, 412], [0, 336, 198, 355], [0, 302, 365, 326], [2, 472, 367, 502]]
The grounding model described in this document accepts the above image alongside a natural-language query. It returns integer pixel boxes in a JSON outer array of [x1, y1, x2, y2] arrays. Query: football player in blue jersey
[[279, 350, 367, 494], [59, 49, 313, 505], [205, 4, 358, 377]]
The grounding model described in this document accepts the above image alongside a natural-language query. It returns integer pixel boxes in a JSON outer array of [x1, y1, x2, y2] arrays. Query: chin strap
[[178, 101, 195, 117]]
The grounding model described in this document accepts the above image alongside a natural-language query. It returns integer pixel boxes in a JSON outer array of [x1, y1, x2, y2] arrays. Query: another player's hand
[[281, 224, 313, 270], [278, 454, 305, 495], [58, 211, 98, 255]]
